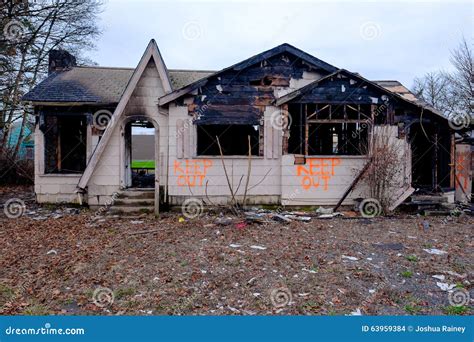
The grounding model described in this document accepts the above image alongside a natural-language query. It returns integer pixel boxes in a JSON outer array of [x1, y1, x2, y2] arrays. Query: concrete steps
[[109, 188, 155, 215]]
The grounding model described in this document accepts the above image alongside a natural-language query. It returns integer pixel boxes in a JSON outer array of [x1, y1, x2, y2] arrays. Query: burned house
[[23, 40, 471, 214]]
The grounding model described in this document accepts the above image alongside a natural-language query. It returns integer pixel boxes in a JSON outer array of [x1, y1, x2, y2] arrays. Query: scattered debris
[[423, 248, 447, 255], [130, 220, 144, 225], [436, 282, 456, 291], [421, 220, 430, 231], [284, 214, 311, 222], [245, 215, 266, 224], [247, 277, 257, 285], [432, 275, 445, 281], [302, 268, 317, 274], [272, 214, 292, 224], [348, 308, 362, 316], [235, 222, 247, 230], [215, 217, 233, 226], [316, 207, 333, 215], [250, 245, 267, 251], [342, 255, 359, 261], [0, 186, 471, 316], [318, 212, 344, 219], [46, 249, 58, 255]]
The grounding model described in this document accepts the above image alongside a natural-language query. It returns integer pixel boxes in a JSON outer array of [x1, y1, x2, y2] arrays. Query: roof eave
[[274, 69, 448, 122]]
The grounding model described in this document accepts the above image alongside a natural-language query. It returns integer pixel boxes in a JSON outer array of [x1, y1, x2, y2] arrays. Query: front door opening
[[125, 120, 155, 188]]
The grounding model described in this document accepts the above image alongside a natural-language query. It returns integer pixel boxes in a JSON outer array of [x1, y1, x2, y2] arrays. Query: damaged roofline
[[158, 43, 339, 106], [274, 68, 448, 121]]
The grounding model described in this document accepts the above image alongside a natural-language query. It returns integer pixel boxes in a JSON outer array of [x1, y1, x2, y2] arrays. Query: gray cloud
[[90, 0, 473, 88]]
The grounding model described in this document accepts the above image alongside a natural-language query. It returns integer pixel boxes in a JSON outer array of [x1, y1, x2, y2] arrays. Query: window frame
[[286, 103, 375, 157], [195, 123, 263, 157]]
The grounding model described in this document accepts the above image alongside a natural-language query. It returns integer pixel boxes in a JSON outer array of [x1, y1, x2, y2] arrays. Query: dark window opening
[[288, 103, 370, 156], [197, 124, 260, 156], [308, 123, 368, 155], [410, 123, 451, 190], [44, 115, 86, 173], [288, 103, 305, 154]]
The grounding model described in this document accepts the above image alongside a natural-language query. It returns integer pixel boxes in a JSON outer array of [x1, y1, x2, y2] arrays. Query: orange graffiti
[[174, 159, 213, 187], [456, 152, 469, 191], [296, 158, 341, 190]]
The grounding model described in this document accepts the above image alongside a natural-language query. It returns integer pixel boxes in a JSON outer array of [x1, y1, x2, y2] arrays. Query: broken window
[[197, 124, 260, 156], [43, 115, 87, 173], [287, 103, 371, 156]]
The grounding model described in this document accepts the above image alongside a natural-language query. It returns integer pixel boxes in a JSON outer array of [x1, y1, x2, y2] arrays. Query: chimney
[[48, 49, 76, 74]]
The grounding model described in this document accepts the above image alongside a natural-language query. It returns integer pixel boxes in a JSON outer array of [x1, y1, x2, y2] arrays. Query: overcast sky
[[89, 0, 473, 88]]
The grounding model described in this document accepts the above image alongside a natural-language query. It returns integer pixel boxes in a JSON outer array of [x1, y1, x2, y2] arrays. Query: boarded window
[[197, 124, 260, 156], [44, 115, 87, 173]]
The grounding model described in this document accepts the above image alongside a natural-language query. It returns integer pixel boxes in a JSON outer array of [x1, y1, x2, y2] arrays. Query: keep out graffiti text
[[174, 159, 213, 187], [296, 158, 341, 190]]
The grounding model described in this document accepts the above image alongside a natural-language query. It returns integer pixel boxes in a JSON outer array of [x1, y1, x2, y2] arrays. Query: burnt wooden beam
[[334, 158, 373, 211]]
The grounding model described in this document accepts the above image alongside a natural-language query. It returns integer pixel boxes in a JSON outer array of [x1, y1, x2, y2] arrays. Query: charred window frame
[[196, 124, 261, 156], [287, 103, 374, 156], [43, 114, 87, 173]]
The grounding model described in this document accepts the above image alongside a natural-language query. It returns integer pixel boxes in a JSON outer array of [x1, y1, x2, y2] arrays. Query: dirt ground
[[0, 186, 472, 316]]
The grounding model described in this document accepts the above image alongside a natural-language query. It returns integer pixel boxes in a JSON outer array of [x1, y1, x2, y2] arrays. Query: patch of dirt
[[0, 186, 472, 316]]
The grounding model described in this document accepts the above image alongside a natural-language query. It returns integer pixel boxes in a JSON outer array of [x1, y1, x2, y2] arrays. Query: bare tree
[[412, 71, 454, 116], [449, 36, 474, 120], [412, 36, 473, 123], [361, 126, 405, 213], [0, 0, 104, 159]]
